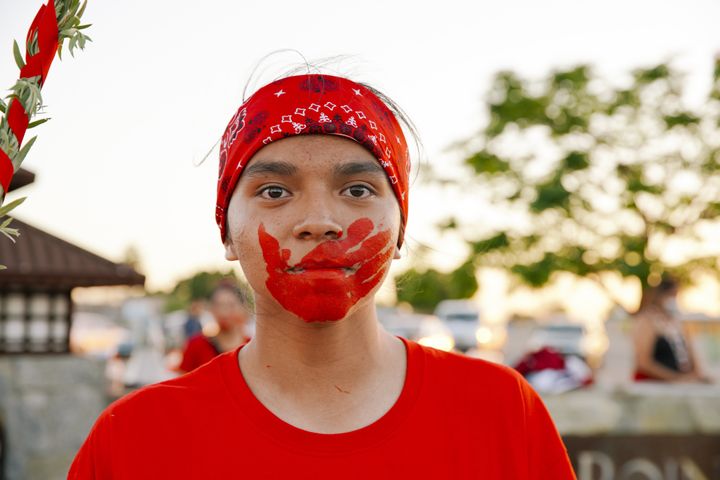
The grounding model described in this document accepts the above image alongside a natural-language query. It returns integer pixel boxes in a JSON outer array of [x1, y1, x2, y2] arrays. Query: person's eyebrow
[[243, 160, 299, 177], [334, 161, 385, 177]]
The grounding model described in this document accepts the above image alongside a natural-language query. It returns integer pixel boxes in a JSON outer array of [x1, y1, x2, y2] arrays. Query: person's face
[[210, 289, 247, 331], [189, 299, 204, 316], [660, 285, 679, 312], [223, 135, 402, 323]]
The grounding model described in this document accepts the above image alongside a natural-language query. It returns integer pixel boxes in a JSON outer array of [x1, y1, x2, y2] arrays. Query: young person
[[633, 278, 710, 383], [69, 72, 576, 479], [178, 281, 251, 373]]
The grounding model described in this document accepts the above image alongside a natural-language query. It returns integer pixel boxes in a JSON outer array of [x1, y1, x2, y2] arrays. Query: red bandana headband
[[215, 74, 410, 246]]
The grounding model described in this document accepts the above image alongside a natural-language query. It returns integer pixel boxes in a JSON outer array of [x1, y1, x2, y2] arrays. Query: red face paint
[[258, 218, 393, 322]]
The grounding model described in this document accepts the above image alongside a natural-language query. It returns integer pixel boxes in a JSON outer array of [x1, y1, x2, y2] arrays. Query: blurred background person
[[178, 281, 252, 373], [633, 278, 710, 383], [183, 298, 205, 341]]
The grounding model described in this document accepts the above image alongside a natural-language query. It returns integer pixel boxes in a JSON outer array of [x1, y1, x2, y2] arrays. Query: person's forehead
[[244, 135, 382, 175], [212, 289, 241, 303]]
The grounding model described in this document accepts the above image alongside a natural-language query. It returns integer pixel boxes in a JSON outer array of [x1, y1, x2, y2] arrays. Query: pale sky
[[1, 0, 720, 292]]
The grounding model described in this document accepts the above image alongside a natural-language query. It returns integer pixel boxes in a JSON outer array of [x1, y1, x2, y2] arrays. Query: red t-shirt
[[69, 337, 576, 479], [178, 335, 221, 373], [178, 334, 251, 373]]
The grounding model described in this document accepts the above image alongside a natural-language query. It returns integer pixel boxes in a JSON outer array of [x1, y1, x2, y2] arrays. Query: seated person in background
[[633, 277, 710, 383], [179, 281, 252, 373]]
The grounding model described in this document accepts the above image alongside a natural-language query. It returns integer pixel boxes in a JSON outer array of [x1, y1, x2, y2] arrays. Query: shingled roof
[[0, 217, 145, 288]]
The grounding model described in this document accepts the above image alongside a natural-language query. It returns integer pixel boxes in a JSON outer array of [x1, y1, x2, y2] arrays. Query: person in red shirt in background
[[69, 68, 576, 479], [181, 298, 205, 340], [178, 281, 252, 373]]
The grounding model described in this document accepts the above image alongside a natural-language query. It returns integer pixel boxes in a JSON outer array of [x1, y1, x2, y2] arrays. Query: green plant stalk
[[0, 0, 91, 253]]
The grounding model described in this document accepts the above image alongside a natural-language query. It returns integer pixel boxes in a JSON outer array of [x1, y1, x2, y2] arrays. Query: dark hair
[[209, 279, 253, 309], [637, 275, 678, 313], [657, 277, 678, 294]]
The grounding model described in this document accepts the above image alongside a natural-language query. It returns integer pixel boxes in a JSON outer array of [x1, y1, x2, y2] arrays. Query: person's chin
[[285, 287, 378, 323], [286, 292, 358, 323]]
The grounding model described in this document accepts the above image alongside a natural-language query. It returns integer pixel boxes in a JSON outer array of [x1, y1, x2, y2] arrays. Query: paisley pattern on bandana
[[215, 74, 410, 246]]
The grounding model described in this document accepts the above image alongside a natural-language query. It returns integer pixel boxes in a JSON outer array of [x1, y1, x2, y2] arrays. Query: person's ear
[[224, 239, 238, 261], [393, 245, 401, 260]]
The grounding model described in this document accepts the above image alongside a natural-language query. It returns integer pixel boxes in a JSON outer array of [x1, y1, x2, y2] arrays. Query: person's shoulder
[[411, 341, 527, 399], [107, 349, 233, 418], [185, 333, 212, 348], [415, 341, 522, 380]]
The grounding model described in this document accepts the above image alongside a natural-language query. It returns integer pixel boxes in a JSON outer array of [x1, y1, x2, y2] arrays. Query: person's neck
[[243, 297, 388, 380], [215, 325, 246, 352], [237, 296, 406, 432]]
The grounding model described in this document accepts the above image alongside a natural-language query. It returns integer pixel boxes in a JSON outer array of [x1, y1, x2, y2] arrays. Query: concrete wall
[[545, 384, 720, 435], [0, 356, 106, 480]]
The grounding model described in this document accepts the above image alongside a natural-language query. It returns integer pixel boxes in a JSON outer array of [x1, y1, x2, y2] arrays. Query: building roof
[[8, 168, 35, 192], [0, 217, 145, 289]]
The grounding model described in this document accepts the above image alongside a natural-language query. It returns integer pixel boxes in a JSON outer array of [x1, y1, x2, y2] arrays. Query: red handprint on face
[[258, 218, 394, 322]]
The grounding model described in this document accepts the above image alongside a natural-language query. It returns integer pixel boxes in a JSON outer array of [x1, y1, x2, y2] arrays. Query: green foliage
[[634, 64, 670, 84], [12, 40, 25, 69], [466, 150, 510, 175], [510, 255, 555, 287], [55, 0, 92, 59], [396, 261, 479, 312], [562, 151, 589, 171], [0, 197, 25, 244], [530, 173, 571, 213], [440, 59, 720, 297], [471, 232, 510, 253], [163, 270, 244, 313]]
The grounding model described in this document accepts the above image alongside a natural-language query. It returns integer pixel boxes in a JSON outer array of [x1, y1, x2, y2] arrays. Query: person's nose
[[293, 216, 343, 241], [292, 197, 343, 241]]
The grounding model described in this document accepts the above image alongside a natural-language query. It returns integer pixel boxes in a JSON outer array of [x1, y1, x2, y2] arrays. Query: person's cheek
[[232, 221, 268, 296], [216, 317, 232, 330], [258, 217, 394, 322]]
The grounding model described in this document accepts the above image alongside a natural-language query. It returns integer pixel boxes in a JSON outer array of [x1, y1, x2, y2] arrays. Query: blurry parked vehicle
[[434, 300, 487, 352], [378, 308, 455, 352], [416, 315, 456, 352], [529, 323, 588, 358], [528, 320, 610, 369], [69, 312, 129, 358]]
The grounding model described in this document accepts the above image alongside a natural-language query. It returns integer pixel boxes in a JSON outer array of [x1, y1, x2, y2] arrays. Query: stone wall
[[545, 385, 720, 479], [545, 384, 720, 435], [0, 356, 107, 480]]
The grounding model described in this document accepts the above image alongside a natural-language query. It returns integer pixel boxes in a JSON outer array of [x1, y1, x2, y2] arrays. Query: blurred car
[[434, 300, 484, 352], [378, 309, 455, 352], [528, 323, 587, 358], [69, 311, 129, 358]]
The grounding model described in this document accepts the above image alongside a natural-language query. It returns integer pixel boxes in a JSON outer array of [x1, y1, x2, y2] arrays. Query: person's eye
[[342, 184, 375, 199], [258, 185, 290, 199]]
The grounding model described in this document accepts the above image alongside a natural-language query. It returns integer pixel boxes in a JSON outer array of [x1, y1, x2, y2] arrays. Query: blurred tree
[[439, 59, 720, 305], [396, 261, 478, 313], [122, 244, 143, 273], [163, 269, 240, 312]]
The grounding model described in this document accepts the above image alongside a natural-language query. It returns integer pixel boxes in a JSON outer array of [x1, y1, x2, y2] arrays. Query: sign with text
[[564, 435, 720, 480]]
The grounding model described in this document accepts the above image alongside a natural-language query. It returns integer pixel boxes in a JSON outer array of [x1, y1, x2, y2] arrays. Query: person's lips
[[258, 217, 393, 322], [287, 258, 358, 275]]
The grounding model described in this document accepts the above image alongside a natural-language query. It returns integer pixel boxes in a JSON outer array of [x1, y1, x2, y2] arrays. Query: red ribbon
[[0, 0, 59, 193]]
